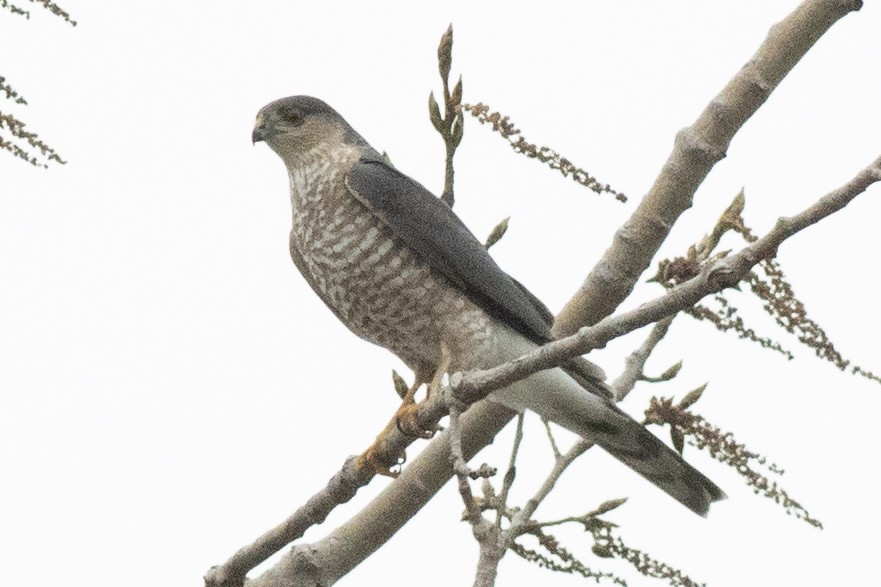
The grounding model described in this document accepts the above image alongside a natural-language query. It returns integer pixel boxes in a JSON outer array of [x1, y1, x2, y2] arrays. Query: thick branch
[[205, 384, 455, 587], [553, 0, 863, 337], [248, 402, 516, 587], [456, 155, 881, 399]]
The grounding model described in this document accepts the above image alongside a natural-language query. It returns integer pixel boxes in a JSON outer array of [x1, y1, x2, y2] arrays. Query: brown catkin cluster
[[2, 2, 74, 166], [1, 0, 76, 24], [462, 102, 627, 202], [654, 206, 880, 384], [511, 530, 626, 585], [646, 397, 822, 528]]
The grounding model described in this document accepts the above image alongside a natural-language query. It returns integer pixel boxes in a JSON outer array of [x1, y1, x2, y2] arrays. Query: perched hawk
[[252, 96, 724, 515]]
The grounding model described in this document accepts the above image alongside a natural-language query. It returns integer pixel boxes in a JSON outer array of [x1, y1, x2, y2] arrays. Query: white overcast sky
[[2, 2, 880, 586]]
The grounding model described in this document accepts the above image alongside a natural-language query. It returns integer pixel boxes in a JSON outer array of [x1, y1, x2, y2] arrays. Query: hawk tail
[[490, 332, 725, 516]]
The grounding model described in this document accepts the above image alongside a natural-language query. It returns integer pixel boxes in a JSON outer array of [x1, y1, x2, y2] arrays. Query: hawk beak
[[252, 113, 269, 145]]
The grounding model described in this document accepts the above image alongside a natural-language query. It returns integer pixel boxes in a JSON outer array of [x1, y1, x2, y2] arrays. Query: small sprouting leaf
[[671, 428, 685, 455], [450, 75, 463, 107], [659, 360, 683, 381], [678, 382, 708, 409], [503, 465, 516, 487], [725, 188, 746, 219], [437, 24, 453, 83], [392, 369, 409, 399], [381, 151, 394, 168], [593, 497, 628, 516], [428, 92, 443, 133], [485, 216, 510, 250]]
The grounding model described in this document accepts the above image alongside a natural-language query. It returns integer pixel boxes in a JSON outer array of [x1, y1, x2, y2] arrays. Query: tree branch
[[610, 316, 676, 402], [553, 0, 863, 337], [455, 154, 881, 401]]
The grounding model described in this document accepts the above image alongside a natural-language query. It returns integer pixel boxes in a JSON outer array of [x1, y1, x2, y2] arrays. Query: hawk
[[252, 96, 724, 515]]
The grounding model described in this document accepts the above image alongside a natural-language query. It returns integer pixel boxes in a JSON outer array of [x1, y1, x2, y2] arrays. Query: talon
[[395, 403, 437, 439], [359, 441, 406, 478]]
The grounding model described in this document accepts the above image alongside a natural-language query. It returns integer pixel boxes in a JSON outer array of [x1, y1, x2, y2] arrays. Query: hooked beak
[[252, 113, 272, 145]]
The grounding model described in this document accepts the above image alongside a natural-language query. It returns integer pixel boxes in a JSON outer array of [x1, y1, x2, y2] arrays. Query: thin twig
[[496, 413, 524, 528], [610, 316, 676, 402], [449, 401, 483, 523], [512, 439, 592, 534], [540, 417, 562, 461]]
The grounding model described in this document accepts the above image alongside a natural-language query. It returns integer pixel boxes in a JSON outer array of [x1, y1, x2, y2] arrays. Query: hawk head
[[252, 96, 370, 162]]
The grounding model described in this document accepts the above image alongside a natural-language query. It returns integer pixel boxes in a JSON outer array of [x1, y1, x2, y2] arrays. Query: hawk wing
[[345, 157, 554, 344]]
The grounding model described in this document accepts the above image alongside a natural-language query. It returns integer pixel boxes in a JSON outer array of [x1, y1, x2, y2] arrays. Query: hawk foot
[[358, 440, 406, 478], [395, 402, 437, 439]]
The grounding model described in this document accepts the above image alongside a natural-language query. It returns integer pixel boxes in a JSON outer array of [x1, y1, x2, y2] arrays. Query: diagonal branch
[[454, 154, 881, 400], [553, 0, 864, 337]]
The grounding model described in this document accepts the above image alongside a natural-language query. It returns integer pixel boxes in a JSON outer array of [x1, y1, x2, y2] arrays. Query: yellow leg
[[358, 376, 426, 477], [358, 345, 453, 477]]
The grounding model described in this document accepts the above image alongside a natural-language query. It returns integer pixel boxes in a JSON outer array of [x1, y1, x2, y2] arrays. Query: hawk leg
[[358, 378, 429, 478], [357, 344, 452, 478], [396, 341, 451, 438]]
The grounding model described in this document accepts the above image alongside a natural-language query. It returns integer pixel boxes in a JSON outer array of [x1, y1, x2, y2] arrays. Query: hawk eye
[[284, 110, 304, 125]]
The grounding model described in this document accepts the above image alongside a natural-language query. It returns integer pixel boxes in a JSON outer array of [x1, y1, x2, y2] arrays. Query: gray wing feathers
[[345, 158, 553, 343], [346, 157, 612, 397]]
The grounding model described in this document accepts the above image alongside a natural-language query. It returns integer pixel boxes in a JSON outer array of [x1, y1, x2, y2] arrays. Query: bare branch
[[238, 402, 516, 587], [447, 399, 508, 587], [454, 154, 881, 401], [540, 417, 562, 461], [496, 413, 524, 528], [514, 439, 593, 533], [553, 0, 864, 337], [429, 25, 464, 207], [611, 316, 676, 401], [448, 401, 485, 525]]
